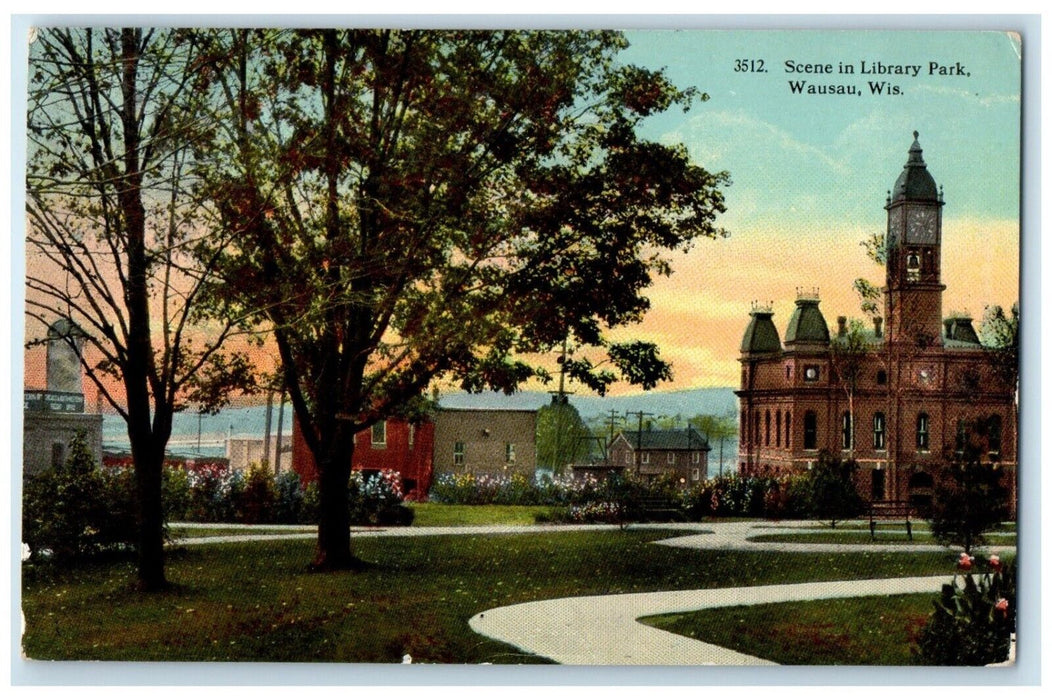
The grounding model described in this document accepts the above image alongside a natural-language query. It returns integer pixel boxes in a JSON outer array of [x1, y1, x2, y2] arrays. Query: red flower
[[995, 598, 1009, 616], [958, 552, 974, 570], [989, 555, 1002, 572]]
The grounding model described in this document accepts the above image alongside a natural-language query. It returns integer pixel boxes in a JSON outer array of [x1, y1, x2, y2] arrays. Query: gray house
[[607, 427, 711, 486]]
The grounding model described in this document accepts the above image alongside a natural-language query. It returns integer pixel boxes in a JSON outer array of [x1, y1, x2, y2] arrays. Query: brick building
[[291, 418, 435, 500], [431, 408, 537, 477], [736, 133, 1016, 513], [607, 427, 711, 486]]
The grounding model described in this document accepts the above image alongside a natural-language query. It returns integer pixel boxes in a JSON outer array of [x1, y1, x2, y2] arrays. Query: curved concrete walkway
[[170, 519, 1013, 665], [468, 576, 950, 665]]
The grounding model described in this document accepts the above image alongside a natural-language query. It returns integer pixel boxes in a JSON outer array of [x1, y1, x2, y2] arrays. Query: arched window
[[765, 410, 771, 446], [754, 410, 761, 445], [785, 411, 792, 447], [741, 410, 748, 444], [804, 411, 817, 450], [955, 419, 969, 454], [873, 412, 886, 450], [916, 412, 930, 451], [842, 411, 853, 450], [775, 411, 782, 447], [988, 415, 1003, 455], [876, 369, 887, 385]]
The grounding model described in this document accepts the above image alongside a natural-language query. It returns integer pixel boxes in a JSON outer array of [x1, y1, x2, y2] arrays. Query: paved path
[[170, 519, 1014, 665], [468, 576, 951, 665]]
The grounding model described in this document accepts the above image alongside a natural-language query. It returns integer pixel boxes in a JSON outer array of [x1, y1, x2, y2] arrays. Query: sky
[[19, 28, 1022, 401], [599, 29, 1021, 390]]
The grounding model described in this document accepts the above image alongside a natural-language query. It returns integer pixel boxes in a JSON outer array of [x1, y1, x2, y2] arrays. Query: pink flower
[[958, 552, 974, 570], [989, 555, 1002, 572], [995, 598, 1009, 616]]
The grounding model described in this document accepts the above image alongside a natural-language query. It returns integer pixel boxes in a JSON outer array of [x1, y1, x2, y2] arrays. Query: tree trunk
[[127, 427, 169, 590], [311, 443, 365, 571]]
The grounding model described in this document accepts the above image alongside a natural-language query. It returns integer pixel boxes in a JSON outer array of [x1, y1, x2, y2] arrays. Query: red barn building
[[291, 418, 434, 500], [736, 133, 1016, 514]]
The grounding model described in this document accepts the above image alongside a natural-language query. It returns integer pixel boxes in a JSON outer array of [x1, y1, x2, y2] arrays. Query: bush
[[349, 470, 414, 526], [274, 470, 308, 524], [801, 451, 865, 527], [914, 554, 1015, 665], [22, 432, 136, 562], [928, 449, 1010, 554], [240, 463, 278, 524]]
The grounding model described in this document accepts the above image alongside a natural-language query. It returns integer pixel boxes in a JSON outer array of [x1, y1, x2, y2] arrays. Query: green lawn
[[642, 593, 935, 665], [748, 531, 1017, 547], [21, 530, 959, 663], [409, 503, 561, 526]]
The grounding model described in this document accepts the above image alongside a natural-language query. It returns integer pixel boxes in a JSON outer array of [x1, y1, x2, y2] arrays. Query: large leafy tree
[[536, 397, 594, 473], [196, 29, 729, 569], [25, 28, 254, 589]]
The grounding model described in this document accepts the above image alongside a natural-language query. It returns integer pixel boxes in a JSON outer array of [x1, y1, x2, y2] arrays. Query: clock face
[[907, 208, 937, 244]]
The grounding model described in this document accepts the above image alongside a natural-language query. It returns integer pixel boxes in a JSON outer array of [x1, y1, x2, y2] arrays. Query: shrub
[[274, 470, 307, 524], [801, 451, 865, 527], [22, 432, 136, 562], [240, 463, 278, 524], [162, 465, 191, 521], [349, 470, 414, 526], [928, 448, 1010, 554], [914, 554, 1015, 665]]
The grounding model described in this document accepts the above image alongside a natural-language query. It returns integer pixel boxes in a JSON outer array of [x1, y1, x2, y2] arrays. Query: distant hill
[[437, 387, 738, 423], [104, 387, 739, 440]]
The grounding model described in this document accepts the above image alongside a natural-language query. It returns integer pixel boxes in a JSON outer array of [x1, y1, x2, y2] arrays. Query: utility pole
[[604, 409, 621, 462], [624, 410, 654, 477], [548, 338, 575, 473]]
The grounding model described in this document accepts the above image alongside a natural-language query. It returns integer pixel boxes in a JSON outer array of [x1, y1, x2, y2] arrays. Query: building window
[[505, 443, 516, 463], [625, 451, 631, 465], [988, 415, 1003, 456], [804, 411, 817, 450], [641, 452, 650, 465], [916, 413, 930, 451], [667, 452, 675, 464], [873, 412, 886, 450], [754, 411, 761, 444], [955, 419, 969, 454], [775, 411, 782, 447], [51, 442, 65, 469], [741, 410, 748, 444], [803, 365, 820, 382], [785, 365, 792, 380], [453, 441, 465, 467], [842, 411, 853, 450], [785, 411, 791, 447], [692, 451, 700, 464], [692, 468, 701, 481], [371, 420, 387, 448], [876, 370, 887, 385], [765, 410, 771, 446]]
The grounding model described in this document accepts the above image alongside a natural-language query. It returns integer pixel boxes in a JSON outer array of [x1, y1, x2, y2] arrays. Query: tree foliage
[[536, 398, 594, 473], [802, 450, 865, 528], [928, 424, 1010, 553], [25, 28, 257, 589], [192, 29, 731, 568]]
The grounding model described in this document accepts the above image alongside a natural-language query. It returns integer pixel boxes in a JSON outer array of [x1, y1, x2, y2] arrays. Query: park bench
[[867, 500, 917, 540]]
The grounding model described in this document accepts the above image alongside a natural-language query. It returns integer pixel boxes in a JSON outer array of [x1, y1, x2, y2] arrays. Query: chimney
[[836, 316, 847, 337], [873, 317, 883, 338]]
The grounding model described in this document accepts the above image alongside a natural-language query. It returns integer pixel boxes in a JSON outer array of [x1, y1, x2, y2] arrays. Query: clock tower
[[884, 132, 946, 346]]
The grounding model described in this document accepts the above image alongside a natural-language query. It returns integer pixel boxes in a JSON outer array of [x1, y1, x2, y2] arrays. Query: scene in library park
[[20, 26, 1022, 672]]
